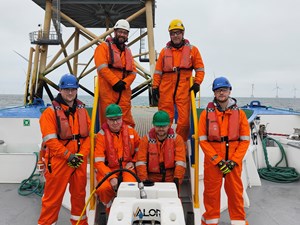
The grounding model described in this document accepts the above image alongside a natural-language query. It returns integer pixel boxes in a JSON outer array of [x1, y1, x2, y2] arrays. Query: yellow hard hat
[[168, 19, 185, 31]]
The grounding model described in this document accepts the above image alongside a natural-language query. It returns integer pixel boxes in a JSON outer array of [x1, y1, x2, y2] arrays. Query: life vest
[[102, 122, 133, 168], [206, 102, 240, 142], [162, 39, 193, 72], [105, 37, 133, 72], [52, 100, 89, 140], [147, 127, 176, 173]]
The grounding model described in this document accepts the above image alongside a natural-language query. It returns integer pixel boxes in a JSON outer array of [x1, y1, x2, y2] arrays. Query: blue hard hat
[[212, 77, 232, 91], [58, 74, 79, 89]]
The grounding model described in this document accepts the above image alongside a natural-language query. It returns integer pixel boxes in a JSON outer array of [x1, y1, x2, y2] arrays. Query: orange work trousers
[[202, 163, 247, 225], [38, 156, 88, 225]]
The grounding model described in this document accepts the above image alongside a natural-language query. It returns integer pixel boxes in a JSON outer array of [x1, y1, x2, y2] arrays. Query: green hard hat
[[105, 104, 123, 118], [152, 110, 170, 126]]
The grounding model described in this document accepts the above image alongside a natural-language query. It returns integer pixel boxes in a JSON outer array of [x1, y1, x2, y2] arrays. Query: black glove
[[143, 179, 154, 187], [112, 80, 126, 92], [189, 83, 200, 96], [152, 88, 160, 102], [226, 160, 237, 171], [173, 178, 179, 192], [67, 153, 84, 168], [217, 160, 231, 175]]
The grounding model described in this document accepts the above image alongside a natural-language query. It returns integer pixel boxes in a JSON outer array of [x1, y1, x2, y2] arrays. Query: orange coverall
[[152, 43, 205, 141], [38, 102, 91, 225], [94, 124, 140, 212], [94, 42, 137, 127], [135, 131, 186, 184], [198, 104, 250, 225]]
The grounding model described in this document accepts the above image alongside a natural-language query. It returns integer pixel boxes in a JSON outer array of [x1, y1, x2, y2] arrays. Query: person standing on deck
[[94, 19, 137, 128], [38, 74, 91, 225], [94, 104, 140, 215], [135, 110, 186, 191], [152, 19, 205, 141], [198, 76, 250, 225]]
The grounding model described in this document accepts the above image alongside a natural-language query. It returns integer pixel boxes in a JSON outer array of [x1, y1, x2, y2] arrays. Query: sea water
[[1, 94, 300, 111]]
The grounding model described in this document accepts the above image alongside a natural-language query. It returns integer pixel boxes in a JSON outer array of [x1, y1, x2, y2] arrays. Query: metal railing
[[29, 30, 62, 45]]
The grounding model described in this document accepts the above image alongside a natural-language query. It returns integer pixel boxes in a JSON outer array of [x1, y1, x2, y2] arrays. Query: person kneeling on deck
[[136, 110, 186, 191], [198, 76, 250, 225], [94, 104, 140, 214], [38, 74, 91, 225]]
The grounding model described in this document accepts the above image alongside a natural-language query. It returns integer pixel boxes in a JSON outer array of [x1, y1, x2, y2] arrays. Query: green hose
[[18, 152, 44, 196], [258, 136, 300, 183]]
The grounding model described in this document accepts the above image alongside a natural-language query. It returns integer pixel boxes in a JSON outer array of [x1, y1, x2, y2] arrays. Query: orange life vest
[[206, 102, 240, 142], [147, 127, 175, 173], [105, 37, 133, 72], [101, 122, 133, 168], [52, 100, 89, 140], [162, 39, 192, 72]]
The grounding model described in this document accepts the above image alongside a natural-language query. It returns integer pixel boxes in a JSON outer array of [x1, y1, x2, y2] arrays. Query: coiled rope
[[18, 152, 44, 196], [258, 136, 300, 183]]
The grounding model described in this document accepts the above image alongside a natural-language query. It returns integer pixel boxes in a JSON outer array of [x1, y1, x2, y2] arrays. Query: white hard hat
[[114, 19, 130, 32]]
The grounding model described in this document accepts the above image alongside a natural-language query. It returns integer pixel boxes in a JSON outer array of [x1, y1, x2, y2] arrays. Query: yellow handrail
[[89, 76, 99, 210], [190, 77, 200, 208]]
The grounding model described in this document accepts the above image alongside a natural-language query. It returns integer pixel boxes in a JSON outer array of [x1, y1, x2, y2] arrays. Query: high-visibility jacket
[[162, 40, 192, 72], [199, 99, 250, 166], [152, 39, 205, 141], [198, 98, 250, 225], [136, 127, 186, 183], [51, 100, 89, 140], [101, 122, 134, 168], [38, 98, 90, 225], [94, 123, 140, 181], [147, 127, 175, 172], [206, 102, 240, 142], [41, 99, 91, 160], [105, 37, 133, 72], [94, 37, 137, 127]]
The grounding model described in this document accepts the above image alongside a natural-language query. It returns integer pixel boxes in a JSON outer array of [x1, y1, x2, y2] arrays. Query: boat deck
[[1, 106, 300, 224], [1, 179, 299, 224]]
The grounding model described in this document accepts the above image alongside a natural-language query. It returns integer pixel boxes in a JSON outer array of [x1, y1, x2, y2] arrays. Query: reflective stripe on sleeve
[[43, 133, 58, 142], [199, 135, 207, 141], [135, 161, 147, 167], [240, 135, 250, 141], [95, 157, 105, 163], [175, 161, 186, 168], [195, 67, 205, 72], [97, 64, 108, 72], [154, 70, 162, 75]]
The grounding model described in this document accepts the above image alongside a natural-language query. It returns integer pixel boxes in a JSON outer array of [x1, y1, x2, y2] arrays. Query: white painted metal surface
[[0, 153, 37, 183], [107, 182, 186, 225]]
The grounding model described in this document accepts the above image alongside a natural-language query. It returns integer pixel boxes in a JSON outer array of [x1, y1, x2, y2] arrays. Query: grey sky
[[1, 0, 300, 98]]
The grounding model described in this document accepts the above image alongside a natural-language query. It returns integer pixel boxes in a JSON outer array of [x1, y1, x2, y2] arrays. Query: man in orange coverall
[[198, 76, 250, 225], [135, 110, 186, 189], [152, 19, 205, 141], [94, 104, 140, 214], [38, 74, 90, 225], [94, 19, 137, 128]]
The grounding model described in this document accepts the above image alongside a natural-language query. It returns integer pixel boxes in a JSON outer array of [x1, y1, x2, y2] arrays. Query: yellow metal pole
[[190, 76, 200, 208], [24, 47, 35, 105], [89, 76, 98, 210]]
